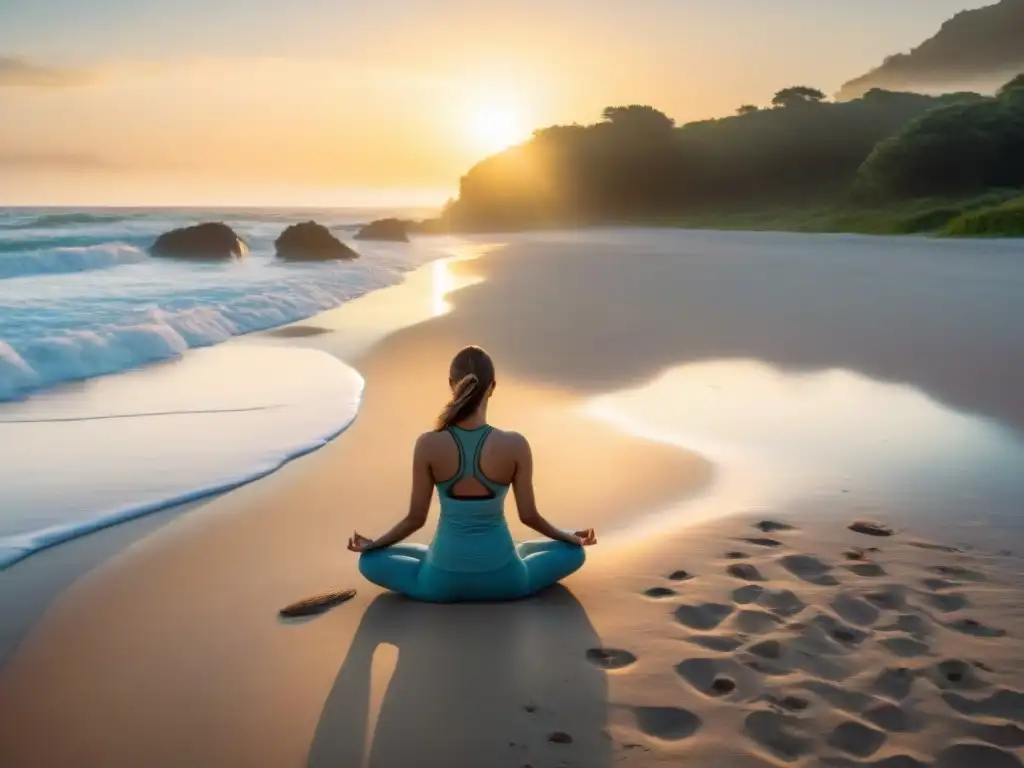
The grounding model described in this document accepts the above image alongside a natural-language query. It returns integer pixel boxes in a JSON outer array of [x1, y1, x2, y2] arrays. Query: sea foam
[[0, 345, 364, 568]]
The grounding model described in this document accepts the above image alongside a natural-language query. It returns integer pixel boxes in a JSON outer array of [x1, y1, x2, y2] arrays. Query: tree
[[997, 73, 1024, 98], [857, 96, 1024, 198], [772, 86, 826, 108], [736, 105, 759, 115], [600, 105, 675, 132]]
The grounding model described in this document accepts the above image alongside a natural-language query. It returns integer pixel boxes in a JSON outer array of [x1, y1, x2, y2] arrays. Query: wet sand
[[1, 229, 1023, 768]]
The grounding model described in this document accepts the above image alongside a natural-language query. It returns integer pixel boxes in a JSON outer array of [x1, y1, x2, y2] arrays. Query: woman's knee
[[358, 550, 389, 584], [562, 542, 586, 572]]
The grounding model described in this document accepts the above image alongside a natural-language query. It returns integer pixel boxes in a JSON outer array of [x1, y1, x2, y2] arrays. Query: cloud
[[0, 56, 95, 87]]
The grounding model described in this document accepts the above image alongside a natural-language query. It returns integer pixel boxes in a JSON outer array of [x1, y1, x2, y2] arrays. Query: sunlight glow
[[467, 102, 530, 154]]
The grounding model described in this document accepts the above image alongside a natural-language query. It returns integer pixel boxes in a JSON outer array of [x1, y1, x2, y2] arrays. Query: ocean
[[0, 206, 449, 567], [0, 206, 441, 400]]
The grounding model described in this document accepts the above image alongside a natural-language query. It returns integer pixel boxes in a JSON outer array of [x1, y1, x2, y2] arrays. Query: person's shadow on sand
[[307, 587, 611, 768]]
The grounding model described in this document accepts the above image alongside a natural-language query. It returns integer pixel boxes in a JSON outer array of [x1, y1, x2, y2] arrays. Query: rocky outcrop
[[275, 222, 359, 261], [354, 218, 410, 242], [150, 223, 247, 260], [837, 0, 1024, 100]]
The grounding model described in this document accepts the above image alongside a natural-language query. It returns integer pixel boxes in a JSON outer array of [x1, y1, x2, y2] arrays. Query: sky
[[0, 0, 995, 206]]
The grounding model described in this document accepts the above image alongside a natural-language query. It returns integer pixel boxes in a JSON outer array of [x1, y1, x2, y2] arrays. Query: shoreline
[[0, 242, 490, 574], [0, 237, 710, 665]]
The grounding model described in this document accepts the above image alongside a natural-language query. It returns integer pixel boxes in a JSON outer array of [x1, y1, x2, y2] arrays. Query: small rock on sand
[[849, 521, 894, 537]]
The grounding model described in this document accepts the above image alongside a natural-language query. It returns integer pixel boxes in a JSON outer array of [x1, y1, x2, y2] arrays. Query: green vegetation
[[942, 197, 1024, 237], [625, 191, 1023, 236], [857, 85, 1024, 199], [435, 76, 1024, 238]]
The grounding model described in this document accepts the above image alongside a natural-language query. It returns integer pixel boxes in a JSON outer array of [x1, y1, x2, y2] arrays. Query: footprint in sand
[[880, 636, 931, 659], [947, 618, 1006, 638], [929, 565, 987, 582], [743, 710, 811, 762], [757, 588, 806, 618], [763, 693, 810, 713], [747, 639, 784, 660], [674, 603, 734, 631], [742, 643, 793, 678], [733, 584, 766, 604], [863, 701, 923, 733], [877, 614, 932, 640], [630, 706, 702, 741], [923, 577, 959, 591], [864, 586, 907, 611], [942, 688, 1024, 721], [811, 613, 869, 647], [754, 520, 795, 533], [725, 551, 749, 560], [923, 660, 990, 694], [847, 562, 888, 578], [675, 658, 753, 698], [925, 591, 970, 613], [935, 743, 1024, 768], [734, 609, 785, 635], [743, 537, 784, 548], [830, 593, 881, 627], [968, 722, 1024, 749], [873, 667, 917, 701], [668, 570, 695, 582], [685, 634, 745, 652], [585, 648, 637, 670], [779, 554, 840, 586], [728, 563, 767, 582], [826, 720, 887, 758], [643, 586, 678, 599], [802, 680, 878, 714]]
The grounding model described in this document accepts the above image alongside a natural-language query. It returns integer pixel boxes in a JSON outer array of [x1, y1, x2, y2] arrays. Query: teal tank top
[[425, 425, 518, 573]]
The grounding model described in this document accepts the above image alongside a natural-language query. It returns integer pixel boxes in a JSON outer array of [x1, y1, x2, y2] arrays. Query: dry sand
[[1, 230, 1022, 768]]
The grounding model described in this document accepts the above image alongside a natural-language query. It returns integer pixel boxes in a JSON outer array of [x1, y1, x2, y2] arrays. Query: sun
[[468, 102, 530, 154]]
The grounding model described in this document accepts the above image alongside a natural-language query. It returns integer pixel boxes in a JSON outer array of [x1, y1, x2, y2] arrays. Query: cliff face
[[837, 0, 1024, 100]]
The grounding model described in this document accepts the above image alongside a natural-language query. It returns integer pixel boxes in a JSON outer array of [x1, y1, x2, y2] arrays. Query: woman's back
[[425, 425, 519, 572], [423, 423, 520, 499]]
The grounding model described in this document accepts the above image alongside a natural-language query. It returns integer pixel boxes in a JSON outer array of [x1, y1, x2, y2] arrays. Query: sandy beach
[[1, 230, 1023, 768]]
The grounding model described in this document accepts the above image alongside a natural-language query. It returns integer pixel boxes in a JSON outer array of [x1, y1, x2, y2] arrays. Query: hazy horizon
[[0, 0, 995, 206]]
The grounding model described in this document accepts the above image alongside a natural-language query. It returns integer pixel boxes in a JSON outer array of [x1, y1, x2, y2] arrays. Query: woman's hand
[[347, 532, 375, 553], [573, 528, 598, 546]]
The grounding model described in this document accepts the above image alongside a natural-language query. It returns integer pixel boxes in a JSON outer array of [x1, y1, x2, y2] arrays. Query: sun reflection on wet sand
[[253, 241, 497, 360], [584, 359, 1024, 541]]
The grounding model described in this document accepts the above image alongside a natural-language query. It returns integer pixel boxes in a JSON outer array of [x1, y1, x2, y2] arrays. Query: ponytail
[[435, 346, 496, 431], [436, 374, 487, 431]]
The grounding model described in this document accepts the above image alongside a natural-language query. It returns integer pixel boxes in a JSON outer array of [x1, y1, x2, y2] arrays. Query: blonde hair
[[435, 346, 495, 431]]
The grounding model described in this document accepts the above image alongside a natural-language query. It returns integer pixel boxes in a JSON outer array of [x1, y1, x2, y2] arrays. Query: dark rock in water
[[151, 222, 247, 260], [355, 217, 410, 242], [275, 221, 359, 261]]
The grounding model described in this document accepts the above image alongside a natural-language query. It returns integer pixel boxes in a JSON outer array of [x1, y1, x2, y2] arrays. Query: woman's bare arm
[[362, 433, 435, 550], [511, 434, 584, 546]]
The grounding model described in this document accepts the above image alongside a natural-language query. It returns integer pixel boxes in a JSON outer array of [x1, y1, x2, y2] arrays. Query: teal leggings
[[358, 540, 586, 603]]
